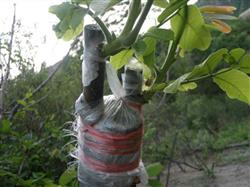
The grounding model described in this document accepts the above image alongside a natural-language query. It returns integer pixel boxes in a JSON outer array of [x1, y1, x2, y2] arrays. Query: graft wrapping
[[75, 62, 148, 187]]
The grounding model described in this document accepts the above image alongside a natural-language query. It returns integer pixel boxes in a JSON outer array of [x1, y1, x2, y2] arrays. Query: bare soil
[[167, 162, 250, 187], [138, 146, 250, 187]]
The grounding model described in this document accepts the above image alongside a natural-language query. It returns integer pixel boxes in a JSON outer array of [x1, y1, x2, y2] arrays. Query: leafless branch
[[165, 132, 178, 187], [0, 4, 16, 120]]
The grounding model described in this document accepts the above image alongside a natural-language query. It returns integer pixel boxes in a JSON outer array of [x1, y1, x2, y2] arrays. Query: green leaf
[[143, 52, 155, 69], [110, 49, 134, 70], [0, 169, 27, 185], [0, 119, 11, 133], [171, 5, 212, 51], [17, 99, 27, 106], [70, 7, 86, 29], [59, 167, 77, 185], [153, 0, 168, 8], [188, 48, 228, 79], [164, 73, 189, 94], [43, 178, 58, 187], [239, 54, 250, 73], [149, 179, 163, 187], [139, 37, 157, 69], [145, 27, 174, 42], [49, 3, 86, 40], [142, 63, 152, 80], [224, 48, 245, 65], [146, 162, 164, 177], [71, 0, 90, 4], [229, 48, 246, 62], [25, 92, 33, 98], [133, 40, 147, 55], [178, 82, 197, 91], [90, 0, 122, 15], [49, 2, 75, 20], [213, 69, 250, 105], [54, 21, 83, 41], [143, 37, 156, 56], [151, 83, 168, 92], [158, 0, 187, 23]]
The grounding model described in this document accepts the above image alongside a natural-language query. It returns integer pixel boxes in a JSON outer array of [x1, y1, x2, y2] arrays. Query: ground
[[139, 146, 250, 187], [168, 162, 250, 187]]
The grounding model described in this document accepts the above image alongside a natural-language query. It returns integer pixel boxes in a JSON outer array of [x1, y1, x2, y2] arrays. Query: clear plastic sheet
[[75, 62, 148, 187]]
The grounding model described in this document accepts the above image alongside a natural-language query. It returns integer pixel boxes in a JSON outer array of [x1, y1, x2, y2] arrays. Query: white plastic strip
[[106, 62, 126, 98]]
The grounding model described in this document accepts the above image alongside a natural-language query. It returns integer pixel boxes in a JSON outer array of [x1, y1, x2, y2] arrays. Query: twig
[[165, 156, 202, 171], [5, 3, 16, 84], [156, 5, 188, 83], [102, 0, 154, 56], [120, 0, 141, 37], [123, 0, 153, 46], [18, 157, 25, 176], [25, 94, 48, 108], [183, 135, 212, 173], [0, 4, 16, 120], [192, 141, 250, 153], [182, 68, 232, 84], [165, 132, 178, 187]]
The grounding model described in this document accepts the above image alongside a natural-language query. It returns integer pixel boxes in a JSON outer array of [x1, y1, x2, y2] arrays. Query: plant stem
[[102, 0, 154, 57], [102, 38, 123, 57], [166, 132, 178, 187], [182, 68, 232, 84], [1, 3, 16, 120], [120, 0, 141, 37], [123, 0, 154, 46], [148, 68, 233, 94], [157, 10, 179, 28], [87, 10, 113, 43], [156, 5, 188, 83]]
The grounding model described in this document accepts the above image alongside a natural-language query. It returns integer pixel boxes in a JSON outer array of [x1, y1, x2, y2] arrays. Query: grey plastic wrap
[[75, 62, 148, 187]]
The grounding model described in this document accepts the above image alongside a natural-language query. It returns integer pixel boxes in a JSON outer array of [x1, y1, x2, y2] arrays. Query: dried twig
[[165, 132, 178, 187], [165, 156, 202, 171], [0, 4, 16, 120]]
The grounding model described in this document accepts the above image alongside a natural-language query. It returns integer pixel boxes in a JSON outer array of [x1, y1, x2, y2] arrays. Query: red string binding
[[79, 151, 140, 173], [79, 100, 143, 173]]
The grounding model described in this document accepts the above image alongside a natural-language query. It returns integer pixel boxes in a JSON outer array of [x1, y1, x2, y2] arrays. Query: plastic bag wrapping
[[75, 94, 104, 124], [75, 62, 148, 187]]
